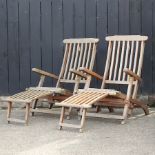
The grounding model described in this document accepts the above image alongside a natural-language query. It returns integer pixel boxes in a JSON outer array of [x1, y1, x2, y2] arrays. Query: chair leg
[[127, 107, 133, 117], [121, 103, 130, 124], [31, 99, 38, 116], [7, 102, 12, 123], [78, 108, 83, 120], [59, 107, 65, 130], [49, 103, 54, 109], [67, 107, 72, 120], [25, 103, 30, 125], [108, 107, 114, 113], [96, 106, 101, 113], [79, 108, 86, 132]]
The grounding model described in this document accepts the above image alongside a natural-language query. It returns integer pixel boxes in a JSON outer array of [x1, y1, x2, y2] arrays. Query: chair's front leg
[[25, 103, 30, 125], [7, 101, 12, 123], [122, 100, 130, 124], [79, 108, 87, 132], [59, 107, 65, 130], [121, 77, 134, 124], [31, 99, 38, 116]]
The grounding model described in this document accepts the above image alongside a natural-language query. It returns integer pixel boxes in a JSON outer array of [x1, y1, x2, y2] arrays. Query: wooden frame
[[57, 35, 149, 132], [3, 38, 99, 125]]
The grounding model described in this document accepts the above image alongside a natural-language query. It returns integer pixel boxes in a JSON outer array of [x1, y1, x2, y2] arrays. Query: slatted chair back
[[101, 35, 148, 98], [56, 38, 99, 90]]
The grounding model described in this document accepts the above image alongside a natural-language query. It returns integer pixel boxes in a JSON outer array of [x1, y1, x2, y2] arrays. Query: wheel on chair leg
[[79, 128, 83, 133], [58, 126, 62, 130], [121, 120, 126, 125]]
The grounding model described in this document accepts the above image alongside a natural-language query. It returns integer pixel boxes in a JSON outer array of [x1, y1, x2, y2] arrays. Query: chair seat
[[78, 88, 119, 95], [2, 87, 69, 103]]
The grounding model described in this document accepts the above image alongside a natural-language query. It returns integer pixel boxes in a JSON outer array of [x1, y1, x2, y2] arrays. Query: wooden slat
[[113, 41, 120, 80], [59, 79, 86, 83], [82, 43, 88, 67], [59, 122, 81, 128], [123, 41, 130, 80], [102, 41, 112, 88], [85, 112, 123, 119], [77, 43, 84, 69], [133, 41, 139, 73], [105, 80, 136, 85], [106, 35, 148, 41], [137, 41, 145, 75], [71, 43, 80, 79], [31, 108, 66, 115], [118, 41, 125, 80], [109, 41, 116, 80], [129, 41, 134, 70], [63, 38, 99, 43], [67, 43, 76, 79], [62, 43, 71, 79], [89, 43, 96, 70], [7, 118, 26, 123], [85, 43, 92, 68]]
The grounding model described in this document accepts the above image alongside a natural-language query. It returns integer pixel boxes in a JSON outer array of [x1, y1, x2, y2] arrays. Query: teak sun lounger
[[2, 38, 99, 125], [56, 35, 149, 132]]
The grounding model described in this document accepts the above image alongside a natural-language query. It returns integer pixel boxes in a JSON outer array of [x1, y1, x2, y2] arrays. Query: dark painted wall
[[0, 0, 154, 95]]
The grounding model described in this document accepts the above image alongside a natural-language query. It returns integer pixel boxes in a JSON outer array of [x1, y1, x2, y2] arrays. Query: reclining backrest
[[101, 35, 148, 98], [56, 38, 99, 88]]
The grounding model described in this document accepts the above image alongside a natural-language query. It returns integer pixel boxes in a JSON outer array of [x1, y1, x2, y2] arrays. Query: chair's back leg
[[31, 75, 45, 116], [25, 103, 30, 125]]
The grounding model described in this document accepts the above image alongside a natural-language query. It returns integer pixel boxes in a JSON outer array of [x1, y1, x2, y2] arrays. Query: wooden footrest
[[56, 90, 111, 108], [82, 112, 123, 119], [7, 118, 26, 123], [59, 123, 81, 129], [31, 108, 68, 115], [3, 89, 54, 103]]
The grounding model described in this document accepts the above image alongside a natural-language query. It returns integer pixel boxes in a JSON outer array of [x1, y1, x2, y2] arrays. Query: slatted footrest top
[[1, 87, 67, 103], [56, 89, 119, 108]]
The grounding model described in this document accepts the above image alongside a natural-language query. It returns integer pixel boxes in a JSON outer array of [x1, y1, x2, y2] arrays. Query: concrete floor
[[0, 108, 155, 155]]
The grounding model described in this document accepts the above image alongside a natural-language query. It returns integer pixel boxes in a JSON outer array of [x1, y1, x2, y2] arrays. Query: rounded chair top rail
[[106, 35, 148, 41], [63, 38, 99, 43]]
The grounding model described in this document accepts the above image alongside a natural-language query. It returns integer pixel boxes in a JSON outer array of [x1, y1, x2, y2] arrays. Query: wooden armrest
[[70, 69, 87, 79], [79, 67, 103, 80], [123, 68, 142, 82], [32, 68, 59, 80]]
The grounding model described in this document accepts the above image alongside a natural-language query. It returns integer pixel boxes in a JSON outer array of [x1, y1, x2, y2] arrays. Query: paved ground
[[0, 108, 155, 155]]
